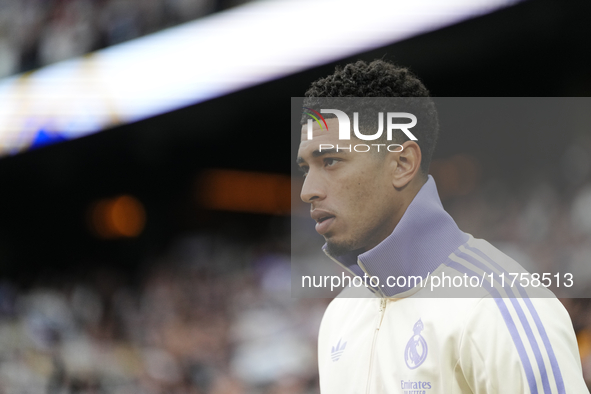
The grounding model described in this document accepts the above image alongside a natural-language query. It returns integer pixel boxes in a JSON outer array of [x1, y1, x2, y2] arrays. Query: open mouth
[[317, 215, 334, 224], [315, 215, 335, 235], [311, 209, 336, 235]]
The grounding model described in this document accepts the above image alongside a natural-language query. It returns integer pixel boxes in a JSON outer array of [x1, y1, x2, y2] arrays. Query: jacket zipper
[[366, 297, 387, 394], [322, 251, 388, 392]]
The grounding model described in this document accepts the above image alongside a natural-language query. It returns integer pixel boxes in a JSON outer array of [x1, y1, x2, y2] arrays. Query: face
[[297, 118, 403, 256]]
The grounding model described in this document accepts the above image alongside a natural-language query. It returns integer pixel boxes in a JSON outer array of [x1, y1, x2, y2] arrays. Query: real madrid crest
[[404, 319, 428, 369]]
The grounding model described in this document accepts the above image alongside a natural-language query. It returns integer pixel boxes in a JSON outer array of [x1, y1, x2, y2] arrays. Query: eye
[[298, 166, 309, 177], [324, 158, 339, 167]]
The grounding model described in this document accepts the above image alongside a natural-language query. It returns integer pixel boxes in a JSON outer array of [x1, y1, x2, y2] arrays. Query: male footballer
[[296, 60, 588, 393]]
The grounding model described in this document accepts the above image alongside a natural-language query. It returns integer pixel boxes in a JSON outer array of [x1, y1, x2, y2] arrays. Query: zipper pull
[[376, 298, 387, 330]]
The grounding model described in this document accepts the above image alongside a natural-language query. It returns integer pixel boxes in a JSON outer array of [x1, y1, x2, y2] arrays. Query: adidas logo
[[331, 338, 347, 362]]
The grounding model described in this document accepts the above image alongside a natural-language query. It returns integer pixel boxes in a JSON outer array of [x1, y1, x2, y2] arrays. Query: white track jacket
[[318, 176, 588, 394]]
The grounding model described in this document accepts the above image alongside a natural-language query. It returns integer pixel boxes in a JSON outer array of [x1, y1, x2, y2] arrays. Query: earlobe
[[392, 141, 422, 189]]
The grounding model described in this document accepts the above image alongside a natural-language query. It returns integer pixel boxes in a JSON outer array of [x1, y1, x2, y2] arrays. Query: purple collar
[[324, 175, 468, 297]]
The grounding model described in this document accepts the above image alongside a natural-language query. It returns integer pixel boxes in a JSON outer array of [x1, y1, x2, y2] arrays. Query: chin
[[325, 239, 358, 257]]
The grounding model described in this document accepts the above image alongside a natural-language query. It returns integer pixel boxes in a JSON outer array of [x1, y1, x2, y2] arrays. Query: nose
[[300, 170, 326, 203]]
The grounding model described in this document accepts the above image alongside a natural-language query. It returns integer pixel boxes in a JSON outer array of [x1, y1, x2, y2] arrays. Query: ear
[[390, 141, 422, 189]]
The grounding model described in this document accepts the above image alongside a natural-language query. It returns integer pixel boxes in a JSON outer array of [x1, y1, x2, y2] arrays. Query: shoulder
[[453, 237, 586, 393], [444, 235, 557, 298]]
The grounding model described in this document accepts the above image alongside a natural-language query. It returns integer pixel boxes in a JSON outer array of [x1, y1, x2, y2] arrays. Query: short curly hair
[[302, 60, 438, 174]]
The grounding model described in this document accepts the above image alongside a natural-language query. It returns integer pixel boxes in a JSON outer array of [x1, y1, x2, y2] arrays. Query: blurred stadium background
[[1, 0, 591, 392]]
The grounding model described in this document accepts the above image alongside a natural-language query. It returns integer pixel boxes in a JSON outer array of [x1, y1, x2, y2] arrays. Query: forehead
[[299, 117, 340, 142], [298, 118, 340, 158]]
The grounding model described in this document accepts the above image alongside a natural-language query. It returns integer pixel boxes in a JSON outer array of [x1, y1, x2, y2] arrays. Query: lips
[[311, 209, 336, 235]]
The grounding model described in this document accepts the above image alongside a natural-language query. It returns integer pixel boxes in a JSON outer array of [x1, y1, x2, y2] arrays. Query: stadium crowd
[[0, 0, 249, 78], [0, 233, 327, 393]]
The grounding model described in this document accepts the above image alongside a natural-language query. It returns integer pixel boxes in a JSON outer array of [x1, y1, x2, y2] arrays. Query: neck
[[362, 174, 428, 253]]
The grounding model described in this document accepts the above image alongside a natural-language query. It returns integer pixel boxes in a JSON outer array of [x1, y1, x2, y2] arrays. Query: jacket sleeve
[[459, 297, 589, 394]]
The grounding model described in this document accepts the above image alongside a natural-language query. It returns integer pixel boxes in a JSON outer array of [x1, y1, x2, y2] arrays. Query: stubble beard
[[325, 238, 358, 257], [324, 229, 371, 257], [324, 221, 386, 257]]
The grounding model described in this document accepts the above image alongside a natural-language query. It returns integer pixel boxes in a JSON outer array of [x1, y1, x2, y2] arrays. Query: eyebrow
[[296, 149, 341, 164]]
